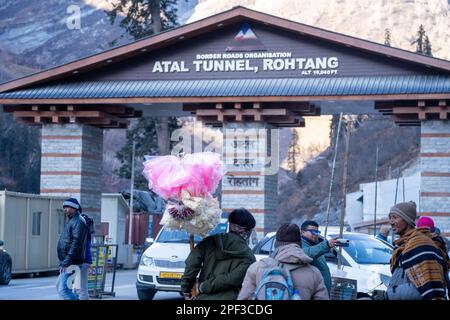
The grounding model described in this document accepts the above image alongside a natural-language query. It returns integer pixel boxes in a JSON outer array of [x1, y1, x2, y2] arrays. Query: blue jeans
[[56, 267, 80, 300], [74, 263, 90, 300]]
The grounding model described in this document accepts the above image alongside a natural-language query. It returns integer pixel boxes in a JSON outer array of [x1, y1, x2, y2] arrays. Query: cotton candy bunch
[[142, 152, 224, 200], [143, 152, 225, 236]]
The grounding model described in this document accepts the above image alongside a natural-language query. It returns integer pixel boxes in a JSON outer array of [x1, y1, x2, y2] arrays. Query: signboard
[[90, 21, 421, 83], [88, 246, 107, 291], [150, 22, 339, 77], [151, 52, 339, 76]]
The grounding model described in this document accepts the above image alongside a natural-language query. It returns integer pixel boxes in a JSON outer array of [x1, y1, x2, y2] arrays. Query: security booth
[[0, 190, 65, 274], [1, 5, 450, 258]]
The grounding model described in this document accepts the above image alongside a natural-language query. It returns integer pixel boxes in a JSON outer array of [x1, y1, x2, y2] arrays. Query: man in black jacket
[[56, 198, 87, 300]]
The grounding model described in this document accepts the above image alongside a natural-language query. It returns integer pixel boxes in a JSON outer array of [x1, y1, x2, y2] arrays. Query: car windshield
[[329, 234, 392, 264], [156, 223, 227, 244]]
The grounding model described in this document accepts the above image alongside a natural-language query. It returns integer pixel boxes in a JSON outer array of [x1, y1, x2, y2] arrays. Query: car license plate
[[159, 272, 183, 279]]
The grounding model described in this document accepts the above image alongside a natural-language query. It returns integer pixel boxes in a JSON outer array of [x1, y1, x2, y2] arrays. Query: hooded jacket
[[80, 213, 94, 265], [301, 237, 333, 293], [181, 232, 255, 300], [57, 211, 88, 267], [238, 243, 329, 300]]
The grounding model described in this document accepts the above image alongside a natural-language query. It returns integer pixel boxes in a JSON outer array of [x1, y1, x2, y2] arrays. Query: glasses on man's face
[[305, 229, 321, 236]]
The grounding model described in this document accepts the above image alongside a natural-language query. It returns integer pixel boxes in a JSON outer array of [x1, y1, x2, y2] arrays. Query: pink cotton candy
[[142, 152, 224, 200], [182, 152, 224, 197], [142, 155, 190, 199]]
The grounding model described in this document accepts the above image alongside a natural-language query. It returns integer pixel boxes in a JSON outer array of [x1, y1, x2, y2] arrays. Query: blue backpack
[[253, 258, 300, 300]]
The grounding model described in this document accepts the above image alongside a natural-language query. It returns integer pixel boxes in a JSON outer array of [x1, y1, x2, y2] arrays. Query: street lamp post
[[127, 139, 136, 268]]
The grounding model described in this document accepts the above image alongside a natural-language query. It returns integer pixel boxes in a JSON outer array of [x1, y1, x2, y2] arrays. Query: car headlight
[[140, 254, 154, 266]]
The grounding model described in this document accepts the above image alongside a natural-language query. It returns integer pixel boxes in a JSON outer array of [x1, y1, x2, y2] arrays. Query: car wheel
[[0, 259, 12, 285], [137, 288, 157, 300]]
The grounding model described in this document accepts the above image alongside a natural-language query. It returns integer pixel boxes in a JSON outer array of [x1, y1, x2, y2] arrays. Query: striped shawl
[[391, 228, 448, 300]]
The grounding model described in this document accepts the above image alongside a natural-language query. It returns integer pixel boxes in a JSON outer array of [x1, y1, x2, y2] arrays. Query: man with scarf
[[181, 208, 256, 300], [374, 201, 449, 300]]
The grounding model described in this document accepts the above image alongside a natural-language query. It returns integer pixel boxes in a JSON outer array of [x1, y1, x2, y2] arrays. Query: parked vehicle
[[252, 231, 393, 297], [0, 240, 12, 285]]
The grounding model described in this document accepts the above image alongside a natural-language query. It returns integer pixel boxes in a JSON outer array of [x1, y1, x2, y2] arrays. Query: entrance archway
[[1, 7, 449, 239]]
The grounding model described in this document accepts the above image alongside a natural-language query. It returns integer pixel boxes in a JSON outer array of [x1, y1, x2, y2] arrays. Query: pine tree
[[106, 0, 179, 44], [424, 35, 432, 56], [384, 28, 391, 46], [412, 25, 429, 54], [0, 113, 40, 192]]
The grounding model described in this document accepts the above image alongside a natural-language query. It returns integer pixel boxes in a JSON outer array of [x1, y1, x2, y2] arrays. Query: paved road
[[0, 269, 182, 300]]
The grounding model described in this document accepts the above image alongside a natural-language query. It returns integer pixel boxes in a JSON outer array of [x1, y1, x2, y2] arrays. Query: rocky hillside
[[278, 116, 421, 224], [0, 0, 199, 83], [190, 0, 450, 60]]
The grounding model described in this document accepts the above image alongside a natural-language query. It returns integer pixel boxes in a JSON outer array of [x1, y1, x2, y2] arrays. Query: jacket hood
[[273, 243, 313, 265], [213, 233, 252, 260]]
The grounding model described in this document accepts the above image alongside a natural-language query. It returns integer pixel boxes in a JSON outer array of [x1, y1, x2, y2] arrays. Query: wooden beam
[[2, 105, 33, 112], [196, 108, 293, 117], [235, 110, 242, 121], [13, 110, 104, 118], [78, 118, 113, 125], [265, 115, 304, 124]]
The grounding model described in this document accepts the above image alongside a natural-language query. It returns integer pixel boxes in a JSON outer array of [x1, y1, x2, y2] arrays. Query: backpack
[[253, 258, 300, 300]]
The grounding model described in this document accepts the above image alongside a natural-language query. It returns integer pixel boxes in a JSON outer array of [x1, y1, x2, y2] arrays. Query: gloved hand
[[372, 290, 388, 300]]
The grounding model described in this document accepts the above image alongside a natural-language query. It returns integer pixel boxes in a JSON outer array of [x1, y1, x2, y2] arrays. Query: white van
[[136, 221, 257, 300]]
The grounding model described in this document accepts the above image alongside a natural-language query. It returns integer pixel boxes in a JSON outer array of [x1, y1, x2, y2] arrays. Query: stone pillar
[[40, 124, 103, 233], [420, 120, 450, 238], [221, 122, 279, 240]]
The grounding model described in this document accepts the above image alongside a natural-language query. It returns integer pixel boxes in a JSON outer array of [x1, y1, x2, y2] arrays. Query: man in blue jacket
[[300, 220, 338, 296]]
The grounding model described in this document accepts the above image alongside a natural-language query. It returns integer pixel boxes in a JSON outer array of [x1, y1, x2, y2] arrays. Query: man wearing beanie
[[238, 223, 329, 300], [374, 201, 449, 300], [56, 198, 88, 300], [181, 208, 256, 300]]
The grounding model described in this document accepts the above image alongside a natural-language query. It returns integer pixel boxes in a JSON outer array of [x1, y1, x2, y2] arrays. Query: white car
[[136, 221, 258, 300], [252, 231, 393, 297]]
